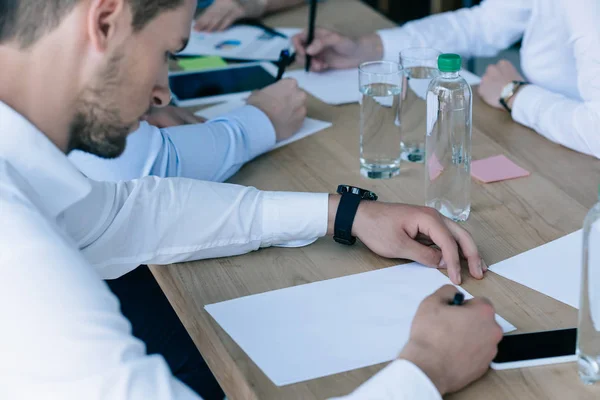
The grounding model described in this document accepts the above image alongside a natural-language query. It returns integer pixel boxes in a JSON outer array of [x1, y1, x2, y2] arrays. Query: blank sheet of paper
[[196, 101, 332, 149], [273, 118, 332, 149], [206, 263, 516, 386], [285, 68, 361, 105], [491, 230, 582, 308]]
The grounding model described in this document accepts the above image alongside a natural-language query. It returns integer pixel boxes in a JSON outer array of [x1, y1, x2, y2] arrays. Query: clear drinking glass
[[578, 187, 600, 384], [359, 61, 403, 179], [399, 47, 441, 163]]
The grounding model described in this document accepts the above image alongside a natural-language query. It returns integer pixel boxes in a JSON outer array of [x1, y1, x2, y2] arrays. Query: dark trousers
[[107, 266, 224, 400]]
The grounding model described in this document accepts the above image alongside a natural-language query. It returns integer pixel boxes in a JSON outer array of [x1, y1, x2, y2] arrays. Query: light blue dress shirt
[[68, 105, 275, 183]]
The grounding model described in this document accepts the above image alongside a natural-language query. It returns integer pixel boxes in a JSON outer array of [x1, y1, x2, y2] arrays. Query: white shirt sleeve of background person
[[511, 0, 600, 158], [67, 105, 276, 183], [60, 177, 328, 279], [330, 360, 441, 400], [376, 0, 530, 61]]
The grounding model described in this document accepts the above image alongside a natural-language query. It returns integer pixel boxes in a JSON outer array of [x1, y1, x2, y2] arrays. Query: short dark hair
[[0, 0, 184, 48]]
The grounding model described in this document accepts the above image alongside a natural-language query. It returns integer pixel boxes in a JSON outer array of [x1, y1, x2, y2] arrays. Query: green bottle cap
[[438, 53, 461, 72]]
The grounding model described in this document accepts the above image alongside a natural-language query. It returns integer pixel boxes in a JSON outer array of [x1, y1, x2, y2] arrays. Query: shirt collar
[[0, 101, 92, 218]]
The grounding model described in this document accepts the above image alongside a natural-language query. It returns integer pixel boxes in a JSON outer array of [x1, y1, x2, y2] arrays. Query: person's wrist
[[398, 341, 447, 395], [356, 34, 384, 63], [506, 89, 519, 110], [326, 194, 341, 235]]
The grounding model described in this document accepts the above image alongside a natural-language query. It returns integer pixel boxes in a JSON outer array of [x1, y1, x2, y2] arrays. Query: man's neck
[[0, 42, 80, 153]]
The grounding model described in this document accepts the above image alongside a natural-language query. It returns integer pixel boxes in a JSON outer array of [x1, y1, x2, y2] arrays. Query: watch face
[[501, 82, 516, 99]]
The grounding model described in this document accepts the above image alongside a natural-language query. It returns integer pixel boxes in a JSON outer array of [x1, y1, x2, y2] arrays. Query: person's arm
[[510, 0, 600, 158], [68, 106, 275, 183], [0, 204, 201, 399], [157, 105, 276, 181], [377, 0, 530, 61], [62, 177, 328, 279], [331, 360, 441, 400], [292, 0, 529, 72]]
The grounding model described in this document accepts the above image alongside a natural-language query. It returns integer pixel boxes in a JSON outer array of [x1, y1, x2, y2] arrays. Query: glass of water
[[399, 47, 441, 163], [359, 61, 403, 179]]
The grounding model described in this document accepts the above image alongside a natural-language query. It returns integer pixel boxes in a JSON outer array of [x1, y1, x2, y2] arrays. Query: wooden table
[[152, 1, 600, 398]]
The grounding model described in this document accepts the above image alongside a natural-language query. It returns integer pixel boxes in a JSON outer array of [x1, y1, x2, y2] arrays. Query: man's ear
[[87, 0, 128, 53]]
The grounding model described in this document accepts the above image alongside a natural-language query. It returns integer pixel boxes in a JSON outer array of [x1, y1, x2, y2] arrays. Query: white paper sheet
[[180, 25, 292, 61], [196, 101, 332, 150], [284, 68, 361, 105], [409, 70, 481, 101], [273, 118, 332, 149], [491, 230, 582, 309], [206, 263, 516, 386]]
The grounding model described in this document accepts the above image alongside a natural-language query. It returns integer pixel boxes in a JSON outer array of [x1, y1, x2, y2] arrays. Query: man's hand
[[478, 60, 525, 110], [398, 285, 503, 395], [292, 28, 383, 72], [194, 0, 264, 32], [142, 106, 206, 128], [328, 197, 486, 284], [247, 79, 307, 141]]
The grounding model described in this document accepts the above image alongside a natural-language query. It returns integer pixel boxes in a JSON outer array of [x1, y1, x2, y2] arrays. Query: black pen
[[449, 292, 465, 306], [305, 0, 318, 72]]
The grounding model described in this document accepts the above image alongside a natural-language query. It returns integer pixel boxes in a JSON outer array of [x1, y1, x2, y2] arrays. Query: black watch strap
[[333, 186, 377, 245], [333, 194, 362, 245]]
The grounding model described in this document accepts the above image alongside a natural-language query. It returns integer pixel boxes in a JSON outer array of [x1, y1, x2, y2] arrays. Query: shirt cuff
[[216, 105, 276, 160], [332, 360, 442, 400], [261, 192, 329, 246], [511, 84, 545, 132], [377, 28, 414, 62]]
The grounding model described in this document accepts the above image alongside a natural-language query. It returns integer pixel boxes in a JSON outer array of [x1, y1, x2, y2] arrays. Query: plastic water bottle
[[425, 54, 472, 221], [578, 186, 600, 384]]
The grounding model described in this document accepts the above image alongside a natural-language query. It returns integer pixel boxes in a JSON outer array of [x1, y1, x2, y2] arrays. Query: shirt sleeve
[[377, 0, 530, 61], [67, 105, 275, 183], [0, 201, 201, 400], [60, 177, 328, 279], [511, 0, 600, 158], [331, 360, 441, 400], [156, 105, 276, 182]]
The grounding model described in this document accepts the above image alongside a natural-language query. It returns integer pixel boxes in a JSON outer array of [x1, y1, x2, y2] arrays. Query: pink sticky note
[[471, 155, 530, 183], [428, 153, 445, 181]]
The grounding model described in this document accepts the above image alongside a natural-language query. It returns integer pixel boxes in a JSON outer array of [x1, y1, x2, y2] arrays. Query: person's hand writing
[[398, 285, 503, 395], [292, 28, 383, 72], [478, 60, 525, 110], [328, 198, 486, 284], [247, 78, 307, 141], [142, 105, 206, 128]]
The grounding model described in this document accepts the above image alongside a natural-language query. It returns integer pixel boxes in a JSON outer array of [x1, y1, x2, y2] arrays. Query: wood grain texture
[[151, 1, 600, 398]]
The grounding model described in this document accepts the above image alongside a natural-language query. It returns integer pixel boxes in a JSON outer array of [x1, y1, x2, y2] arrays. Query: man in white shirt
[[293, 0, 600, 158], [0, 0, 502, 398]]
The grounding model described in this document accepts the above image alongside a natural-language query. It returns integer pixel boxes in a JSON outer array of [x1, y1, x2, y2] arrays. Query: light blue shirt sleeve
[[68, 105, 276, 183]]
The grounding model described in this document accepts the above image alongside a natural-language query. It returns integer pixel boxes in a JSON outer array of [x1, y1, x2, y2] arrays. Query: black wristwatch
[[333, 185, 378, 245]]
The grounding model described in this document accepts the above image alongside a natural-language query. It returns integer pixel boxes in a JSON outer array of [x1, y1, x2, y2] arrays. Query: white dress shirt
[[0, 100, 440, 399], [68, 105, 275, 183], [378, 0, 600, 158]]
